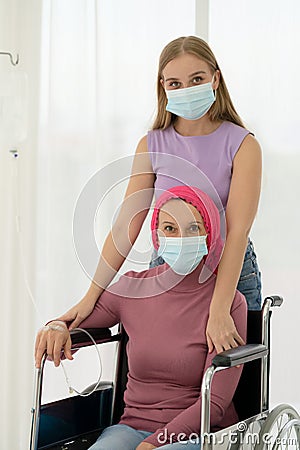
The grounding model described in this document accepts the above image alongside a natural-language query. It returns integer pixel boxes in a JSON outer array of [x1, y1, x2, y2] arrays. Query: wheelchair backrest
[[112, 326, 129, 424], [233, 309, 270, 420]]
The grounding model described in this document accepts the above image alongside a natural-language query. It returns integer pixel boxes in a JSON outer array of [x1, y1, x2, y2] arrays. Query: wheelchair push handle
[[264, 295, 283, 307]]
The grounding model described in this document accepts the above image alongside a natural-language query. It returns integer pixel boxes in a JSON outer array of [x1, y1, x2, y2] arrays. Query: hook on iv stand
[[0, 51, 19, 66]]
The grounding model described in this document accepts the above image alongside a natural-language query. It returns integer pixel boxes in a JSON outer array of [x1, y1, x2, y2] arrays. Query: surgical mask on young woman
[[157, 235, 208, 275], [165, 81, 216, 120]]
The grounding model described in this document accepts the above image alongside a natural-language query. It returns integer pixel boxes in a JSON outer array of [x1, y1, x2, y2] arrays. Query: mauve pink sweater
[[80, 263, 247, 447]]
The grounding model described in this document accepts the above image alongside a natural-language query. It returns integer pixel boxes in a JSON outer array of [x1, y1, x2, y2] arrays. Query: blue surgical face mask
[[157, 235, 208, 275], [165, 81, 216, 120]]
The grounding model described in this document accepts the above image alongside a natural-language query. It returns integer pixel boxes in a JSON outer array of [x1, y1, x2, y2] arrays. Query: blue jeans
[[150, 238, 262, 311], [236, 239, 262, 310], [88, 424, 201, 449]]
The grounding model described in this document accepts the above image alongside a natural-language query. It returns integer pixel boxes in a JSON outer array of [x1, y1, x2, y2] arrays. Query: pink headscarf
[[151, 186, 224, 278]]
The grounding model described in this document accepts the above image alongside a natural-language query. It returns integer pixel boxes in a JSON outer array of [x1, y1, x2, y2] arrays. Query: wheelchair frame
[[30, 296, 300, 450]]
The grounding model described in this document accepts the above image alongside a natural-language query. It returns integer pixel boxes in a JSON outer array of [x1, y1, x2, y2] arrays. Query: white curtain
[[1, 0, 197, 447], [0, 0, 42, 448], [209, 0, 300, 411]]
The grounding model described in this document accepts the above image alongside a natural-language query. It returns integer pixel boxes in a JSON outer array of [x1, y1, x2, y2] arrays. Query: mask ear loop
[[211, 73, 217, 99], [60, 327, 103, 397]]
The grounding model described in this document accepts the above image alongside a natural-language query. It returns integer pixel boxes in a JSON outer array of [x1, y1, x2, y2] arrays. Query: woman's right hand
[[35, 321, 72, 369], [57, 296, 97, 330]]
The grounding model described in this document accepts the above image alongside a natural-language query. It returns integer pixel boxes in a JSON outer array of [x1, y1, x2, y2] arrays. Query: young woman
[[35, 186, 247, 450], [59, 35, 261, 354]]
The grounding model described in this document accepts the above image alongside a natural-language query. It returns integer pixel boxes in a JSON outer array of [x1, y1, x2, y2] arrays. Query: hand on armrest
[[212, 344, 268, 368], [35, 320, 72, 369]]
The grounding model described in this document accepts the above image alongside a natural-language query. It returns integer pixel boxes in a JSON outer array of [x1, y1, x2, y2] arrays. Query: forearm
[[210, 230, 248, 314], [212, 134, 262, 314]]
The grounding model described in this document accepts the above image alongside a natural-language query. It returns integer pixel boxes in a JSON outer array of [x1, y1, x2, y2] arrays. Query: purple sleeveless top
[[147, 121, 249, 208]]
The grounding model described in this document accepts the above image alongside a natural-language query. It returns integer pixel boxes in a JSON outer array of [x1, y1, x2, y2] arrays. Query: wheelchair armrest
[[265, 295, 283, 307], [212, 344, 268, 368], [70, 328, 121, 349]]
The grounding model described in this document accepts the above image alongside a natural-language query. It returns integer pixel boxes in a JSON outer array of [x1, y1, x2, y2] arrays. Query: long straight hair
[[152, 36, 245, 130]]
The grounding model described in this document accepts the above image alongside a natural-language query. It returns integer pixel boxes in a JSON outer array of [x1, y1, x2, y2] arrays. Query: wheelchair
[[30, 295, 300, 450]]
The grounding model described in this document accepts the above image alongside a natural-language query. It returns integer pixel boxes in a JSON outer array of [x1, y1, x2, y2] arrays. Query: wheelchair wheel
[[226, 415, 266, 450], [254, 404, 300, 450]]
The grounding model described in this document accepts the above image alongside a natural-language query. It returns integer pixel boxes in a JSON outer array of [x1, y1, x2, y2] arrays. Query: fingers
[[207, 332, 244, 354], [233, 331, 245, 346], [68, 314, 85, 331], [35, 326, 69, 368], [35, 329, 47, 369], [63, 336, 73, 361], [57, 312, 74, 330], [225, 335, 240, 350], [206, 312, 246, 355], [57, 297, 96, 331], [57, 309, 75, 324], [58, 305, 82, 328], [53, 337, 64, 367], [58, 311, 83, 330], [206, 334, 214, 353], [215, 342, 225, 355]]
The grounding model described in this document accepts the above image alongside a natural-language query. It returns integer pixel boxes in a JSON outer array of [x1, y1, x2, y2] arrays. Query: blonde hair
[[152, 36, 245, 130]]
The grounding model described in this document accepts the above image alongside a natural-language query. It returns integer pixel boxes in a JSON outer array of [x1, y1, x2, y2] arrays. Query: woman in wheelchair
[[35, 186, 247, 450]]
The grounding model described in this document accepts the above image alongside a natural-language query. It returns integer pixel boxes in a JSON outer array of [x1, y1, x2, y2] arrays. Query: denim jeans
[[88, 424, 201, 449], [149, 239, 262, 311], [236, 239, 262, 310]]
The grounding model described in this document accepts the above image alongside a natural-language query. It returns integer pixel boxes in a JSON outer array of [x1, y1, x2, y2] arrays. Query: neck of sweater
[[156, 261, 214, 293]]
